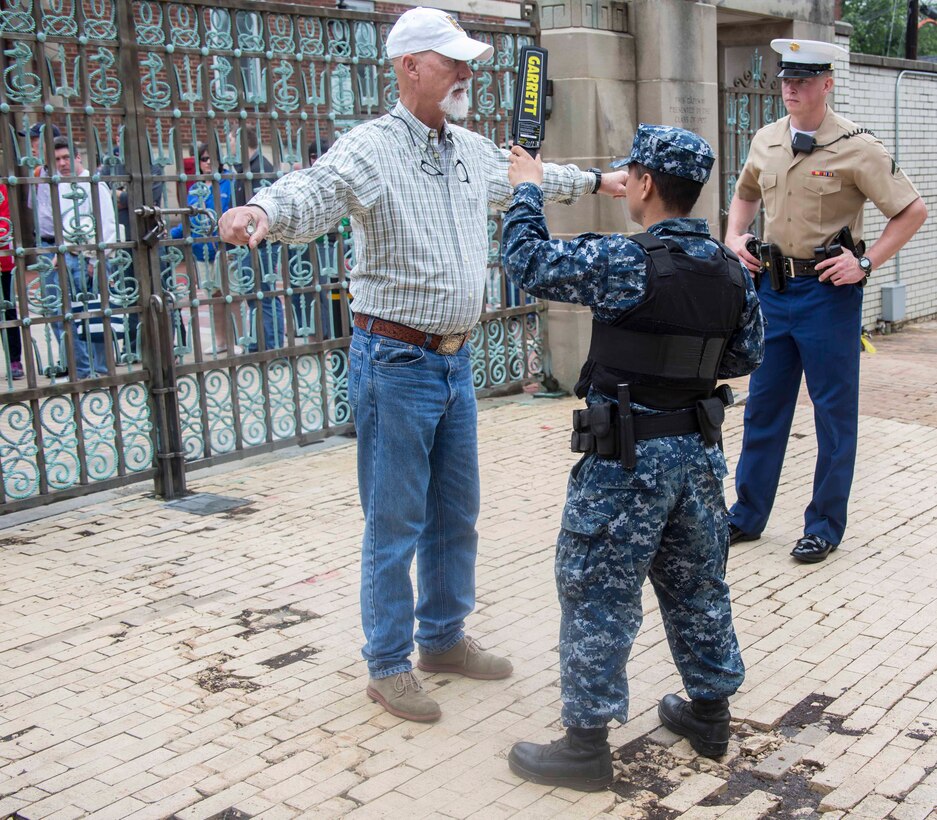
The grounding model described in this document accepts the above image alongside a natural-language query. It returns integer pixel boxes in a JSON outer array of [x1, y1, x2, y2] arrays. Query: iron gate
[[0, 0, 546, 513], [720, 47, 784, 237]]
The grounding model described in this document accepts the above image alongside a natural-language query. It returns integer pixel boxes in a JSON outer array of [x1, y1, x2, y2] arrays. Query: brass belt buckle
[[437, 334, 464, 355]]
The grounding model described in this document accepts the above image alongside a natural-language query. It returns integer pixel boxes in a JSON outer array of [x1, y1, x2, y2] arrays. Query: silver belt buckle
[[437, 334, 464, 355], [785, 257, 796, 278]]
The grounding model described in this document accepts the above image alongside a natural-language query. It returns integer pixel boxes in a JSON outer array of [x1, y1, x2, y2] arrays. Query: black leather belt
[[780, 257, 821, 278]]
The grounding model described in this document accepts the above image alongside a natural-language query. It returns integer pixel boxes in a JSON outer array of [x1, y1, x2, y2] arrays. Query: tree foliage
[[842, 0, 937, 57]]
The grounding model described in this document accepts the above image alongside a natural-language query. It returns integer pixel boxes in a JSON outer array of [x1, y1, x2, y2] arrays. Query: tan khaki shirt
[[735, 106, 920, 258]]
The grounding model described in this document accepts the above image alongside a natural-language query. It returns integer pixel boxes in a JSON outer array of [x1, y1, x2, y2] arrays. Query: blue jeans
[[242, 246, 285, 352], [43, 252, 108, 378], [348, 323, 480, 678]]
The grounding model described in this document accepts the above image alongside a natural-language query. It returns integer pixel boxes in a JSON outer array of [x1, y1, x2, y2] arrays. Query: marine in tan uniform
[[724, 38, 927, 563]]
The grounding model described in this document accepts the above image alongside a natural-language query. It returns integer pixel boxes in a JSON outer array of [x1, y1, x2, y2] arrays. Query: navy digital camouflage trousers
[[557, 433, 745, 728]]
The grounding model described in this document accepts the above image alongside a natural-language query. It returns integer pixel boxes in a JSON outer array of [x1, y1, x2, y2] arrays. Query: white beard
[[440, 83, 470, 121]]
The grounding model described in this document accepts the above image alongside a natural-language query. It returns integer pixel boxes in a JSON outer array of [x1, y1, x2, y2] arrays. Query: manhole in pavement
[[165, 493, 252, 516], [236, 605, 320, 638], [260, 646, 321, 669]]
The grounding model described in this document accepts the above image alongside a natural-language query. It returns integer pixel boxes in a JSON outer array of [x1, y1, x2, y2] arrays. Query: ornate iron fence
[[0, 0, 544, 512], [720, 48, 784, 237]]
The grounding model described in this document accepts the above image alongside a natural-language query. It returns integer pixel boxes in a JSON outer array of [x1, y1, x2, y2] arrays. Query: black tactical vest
[[576, 232, 747, 410]]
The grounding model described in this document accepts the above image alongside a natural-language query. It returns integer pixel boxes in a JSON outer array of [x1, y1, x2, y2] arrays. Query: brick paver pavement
[[2, 321, 937, 819]]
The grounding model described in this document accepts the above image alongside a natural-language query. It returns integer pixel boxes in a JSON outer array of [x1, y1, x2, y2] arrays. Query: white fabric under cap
[[386, 7, 493, 61], [771, 38, 848, 75]]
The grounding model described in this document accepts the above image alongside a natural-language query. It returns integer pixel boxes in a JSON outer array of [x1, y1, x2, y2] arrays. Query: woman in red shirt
[[0, 182, 24, 380]]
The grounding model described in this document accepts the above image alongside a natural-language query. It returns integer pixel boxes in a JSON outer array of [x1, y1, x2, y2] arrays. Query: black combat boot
[[508, 727, 613, 792], [658, 694, 731, 758]]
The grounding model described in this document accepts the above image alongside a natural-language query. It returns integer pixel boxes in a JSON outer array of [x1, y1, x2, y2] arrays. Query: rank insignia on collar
[[810, 170, 836, 177]]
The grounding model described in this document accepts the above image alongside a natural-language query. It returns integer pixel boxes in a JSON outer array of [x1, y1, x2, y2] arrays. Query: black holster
[[695, 397, 726, 447]]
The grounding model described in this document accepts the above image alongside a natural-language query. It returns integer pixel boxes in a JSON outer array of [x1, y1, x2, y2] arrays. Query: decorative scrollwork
[[80, 389, 119, 481], [0, 403, 40, 500], [0, 0, 36, 34], [3, 41, 42, 104], [117, 384, 155, 472], [135, 1, 164, 45], [326, 350, 350, 425], [88, 48, 122, 107], [267, 358, 297, 439], [203, 369, 235, 455], [169, 4, 199, 48], [236, 364, 267, 446], [42, 0, 78, 37], [296, 353, 324, 432], [176, 375, 205, 460], [140, 52, 172, 109], [298, 17, 324, 57], [269, 15, 294, 55], [84, 0, 117, 41], [40, 396, 80, 490]]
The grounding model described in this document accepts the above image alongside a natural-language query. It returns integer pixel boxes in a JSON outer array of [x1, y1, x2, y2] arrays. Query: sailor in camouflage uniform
[[502, 125, 765, 791]]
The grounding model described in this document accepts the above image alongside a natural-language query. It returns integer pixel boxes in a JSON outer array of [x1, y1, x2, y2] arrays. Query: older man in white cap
[[219, 7, 627, 722], [725, 39, 926, 563]]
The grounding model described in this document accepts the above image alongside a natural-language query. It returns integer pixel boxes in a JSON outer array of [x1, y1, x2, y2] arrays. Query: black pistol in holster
[[815, 226, 868, 287], [617, 384, 637, 469], [745, 236, 774, 290]]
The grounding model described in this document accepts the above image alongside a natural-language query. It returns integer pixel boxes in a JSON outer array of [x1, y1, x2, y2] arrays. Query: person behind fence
[[1, 179, 24, 381], [227, 129, 285, 353], [218, 6, 627, 723], [724, 39, 927, 564], [32, 136, 117, 379], [100, 145, 165, 362], [170, 144, 233, 354], [501, 125, 765, 791]]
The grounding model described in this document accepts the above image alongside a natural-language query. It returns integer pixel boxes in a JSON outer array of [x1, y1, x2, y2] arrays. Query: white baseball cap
[[386, 7, 493, 61]]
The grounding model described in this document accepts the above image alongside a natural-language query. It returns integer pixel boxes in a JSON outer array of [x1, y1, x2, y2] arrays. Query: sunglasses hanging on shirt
[[391, 113, 471, 184]]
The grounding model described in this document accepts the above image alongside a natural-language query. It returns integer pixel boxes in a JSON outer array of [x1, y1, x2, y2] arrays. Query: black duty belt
[[571, 384, 732, 470]]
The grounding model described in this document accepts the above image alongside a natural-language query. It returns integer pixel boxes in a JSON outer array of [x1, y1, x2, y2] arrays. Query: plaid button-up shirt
[[250, 102, 594, 335]]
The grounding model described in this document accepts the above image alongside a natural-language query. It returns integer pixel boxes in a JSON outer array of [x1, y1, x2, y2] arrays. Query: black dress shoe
[[508, 728, 613, 792], [728, 523, 761, 545], [791, 534, 838, 563], [658, 694, 731, 758]]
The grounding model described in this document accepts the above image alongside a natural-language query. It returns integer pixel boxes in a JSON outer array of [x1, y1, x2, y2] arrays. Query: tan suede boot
[[417, 636, 513, 680], [366, 671, 441, 722]]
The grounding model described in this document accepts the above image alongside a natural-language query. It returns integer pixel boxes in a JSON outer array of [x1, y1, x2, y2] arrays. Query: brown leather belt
[[354, 313, 468, 355], [780, 257, 821, 278]]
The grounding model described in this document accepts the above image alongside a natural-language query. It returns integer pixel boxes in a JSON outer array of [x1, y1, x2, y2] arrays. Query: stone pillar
[[536, 25, 637, 392], [630, 0, 720, 225]]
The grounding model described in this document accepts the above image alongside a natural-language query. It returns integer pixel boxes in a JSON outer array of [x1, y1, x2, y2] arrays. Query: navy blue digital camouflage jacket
[[502, 182, 765, 392]]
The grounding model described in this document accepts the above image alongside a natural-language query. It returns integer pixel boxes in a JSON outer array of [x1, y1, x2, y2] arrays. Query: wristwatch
[[587, 167, 602, 194], [857, 255, 873, 283]]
